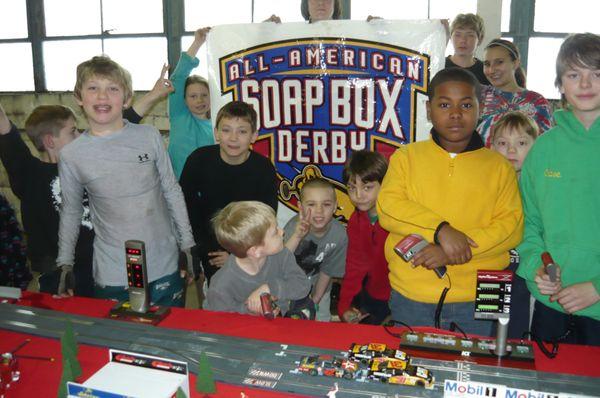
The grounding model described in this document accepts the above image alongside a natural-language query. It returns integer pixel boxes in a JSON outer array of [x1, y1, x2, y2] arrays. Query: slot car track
[[1, 303, 599, 397]]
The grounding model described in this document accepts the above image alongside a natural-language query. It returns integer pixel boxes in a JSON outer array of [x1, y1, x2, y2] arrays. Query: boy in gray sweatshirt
[[206, 201, 310, 315], [56, 56, 195, 306]]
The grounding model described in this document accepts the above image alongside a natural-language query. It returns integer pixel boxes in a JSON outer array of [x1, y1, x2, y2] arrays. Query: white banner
[[206, 19, 446, 224]]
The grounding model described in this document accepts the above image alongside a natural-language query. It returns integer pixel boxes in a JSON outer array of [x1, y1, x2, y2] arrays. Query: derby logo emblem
[[219, 38, 430, 221]]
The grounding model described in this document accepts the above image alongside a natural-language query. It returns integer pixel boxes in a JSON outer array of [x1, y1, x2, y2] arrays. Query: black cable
[[449, 321, 468, 339], [434, 271, 451, 329], [383, 319, 415, 339], [521, 316, 575, 359]]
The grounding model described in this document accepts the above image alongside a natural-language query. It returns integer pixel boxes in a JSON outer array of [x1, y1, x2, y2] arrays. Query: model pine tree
[[61, 320, 82, 378], [196, 351, 216, 394], [57, 357, 75, 398], [176, 387, 187, 398]]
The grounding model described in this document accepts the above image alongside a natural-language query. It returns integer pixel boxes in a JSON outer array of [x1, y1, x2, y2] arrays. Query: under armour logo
[[138, 153, 150, 162]]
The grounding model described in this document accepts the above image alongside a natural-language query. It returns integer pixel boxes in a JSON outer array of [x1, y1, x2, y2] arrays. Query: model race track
[[1, 303, 598, 397]]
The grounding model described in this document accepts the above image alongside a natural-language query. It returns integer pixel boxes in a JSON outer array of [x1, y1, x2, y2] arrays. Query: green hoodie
[[517, 109, 600, 320]]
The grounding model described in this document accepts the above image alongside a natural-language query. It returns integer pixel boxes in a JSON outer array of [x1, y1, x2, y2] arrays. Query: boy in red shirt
[[338, 150, 391, 324]]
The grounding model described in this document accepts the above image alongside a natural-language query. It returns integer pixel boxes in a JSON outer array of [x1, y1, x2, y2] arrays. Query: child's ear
[[250, 130, 259, 144], [426, 100, 431, 121], [247, 244, 262, 258], [42, 133, 56, 150], [214, 127, 220, 142], [74, 94, 83, 107]]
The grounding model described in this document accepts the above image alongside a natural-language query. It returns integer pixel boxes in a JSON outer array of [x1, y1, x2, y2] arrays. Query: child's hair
[[450, 13, 485, 42], [215, 101, 257, 133], [24, 105, 76, 152], [300, 0, 343, 21], [73, 55, 133, 105], [490, 111, 539, 143], [185, 76, 209, 95], [555, 33, 600, 107], [299, 177, 336, 202], [212, 201, 276, 258], [485, 39, 527, 88], [342, 150, 388, 185], [428, 67, 481, 100]]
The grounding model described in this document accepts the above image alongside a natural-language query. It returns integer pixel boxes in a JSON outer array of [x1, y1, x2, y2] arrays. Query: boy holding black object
[[377, 68, 523, 335], [517, 33, 600, 345], [206, 201, 310, 315], [337, 150, 390, 324]]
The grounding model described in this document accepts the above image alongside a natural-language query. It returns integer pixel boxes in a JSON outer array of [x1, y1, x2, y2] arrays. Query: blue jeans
[[389, 290, 494, 337], [94, 271, 184, 307], [531, 301, 600, 346]]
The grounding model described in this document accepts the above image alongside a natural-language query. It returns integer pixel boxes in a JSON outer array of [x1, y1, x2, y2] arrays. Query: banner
[[207, 19, 446, 224]]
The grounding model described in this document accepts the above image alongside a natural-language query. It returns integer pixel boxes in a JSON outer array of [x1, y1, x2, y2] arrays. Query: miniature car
[[114, 354, 137, 364], [297, 355, 360, 380], [368, 361, 434, 388], [348, 343, 410, 364]]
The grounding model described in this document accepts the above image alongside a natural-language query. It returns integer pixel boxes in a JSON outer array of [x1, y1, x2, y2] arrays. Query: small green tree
[[60, 321, 82, 378], [57, 357, 75, 398], [176, 387, 187, 398], [195, 352, 216, 394]]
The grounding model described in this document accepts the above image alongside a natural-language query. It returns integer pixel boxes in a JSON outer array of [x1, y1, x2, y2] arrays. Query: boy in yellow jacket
[[377, 68, 523, 336]]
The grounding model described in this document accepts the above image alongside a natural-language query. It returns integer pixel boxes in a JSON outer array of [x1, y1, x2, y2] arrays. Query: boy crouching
[[206, 201, 311, 315]]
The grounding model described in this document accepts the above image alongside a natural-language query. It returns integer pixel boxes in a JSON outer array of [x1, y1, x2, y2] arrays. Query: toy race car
[[296, 355, 361, 380], [348, 343, 410, 365], [368, 361, 434, 388]]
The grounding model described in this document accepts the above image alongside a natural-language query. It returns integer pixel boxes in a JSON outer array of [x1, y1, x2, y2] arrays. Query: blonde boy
[[284, 178, 348, 321], [445, 13, 490, 85], [517, 33, 600, 345], [490, 111, 538, 177], [57, 56, 195, 306], [206, 201, 310, 314]]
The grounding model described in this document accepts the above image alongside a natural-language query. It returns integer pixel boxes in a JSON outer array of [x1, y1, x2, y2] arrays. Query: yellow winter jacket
[[377, 137, 523, 303]]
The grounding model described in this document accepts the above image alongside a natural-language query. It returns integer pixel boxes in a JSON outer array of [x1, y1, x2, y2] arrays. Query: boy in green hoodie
[[517, 33, 600, 346]]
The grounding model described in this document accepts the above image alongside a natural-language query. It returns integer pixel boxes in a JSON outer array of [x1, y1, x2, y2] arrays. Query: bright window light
[[185, 0, 251, 31], [0, 1, 28, 39], [44, 39, 103, 91], [0, 43, 34, 91], [102, 0, 163, 34], [535, 0, 600, 33], [254, 0, 304, 23], [45, 0, 101, 36], [527, 37, 563, 100], [103, 37, 168, 90], [352, 0, 428, 20]]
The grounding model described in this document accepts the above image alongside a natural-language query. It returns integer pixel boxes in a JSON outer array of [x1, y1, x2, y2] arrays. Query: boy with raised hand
[[284, 178, 348, 322], [206, 201, 310, 315], [57, 55, 194, 306], [180, 101, 277, 286], [0, 68, 173, 297], [338, 150, 391, 325], [377, 68, 523, 336], [517, 33, 600, 346]]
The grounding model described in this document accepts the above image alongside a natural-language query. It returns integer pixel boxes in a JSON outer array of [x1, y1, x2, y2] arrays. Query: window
[[352, 0, 428, 20], [45, 0, 102, 36], [44, 40, 103, 91], [254, 0, 303, 23], [0, 43, 34, 91], [534, 0, 599, 33], [102, 0, 163, 34], [527, 38, 563, 99], [104, 37, 168, 90], [500, 0, 510, 33], [185, 0, 251, 30], [0, 1, 28, 39]]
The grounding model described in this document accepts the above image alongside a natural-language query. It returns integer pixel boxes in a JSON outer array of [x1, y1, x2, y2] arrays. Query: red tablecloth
[[1, 292, 599, 397]]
